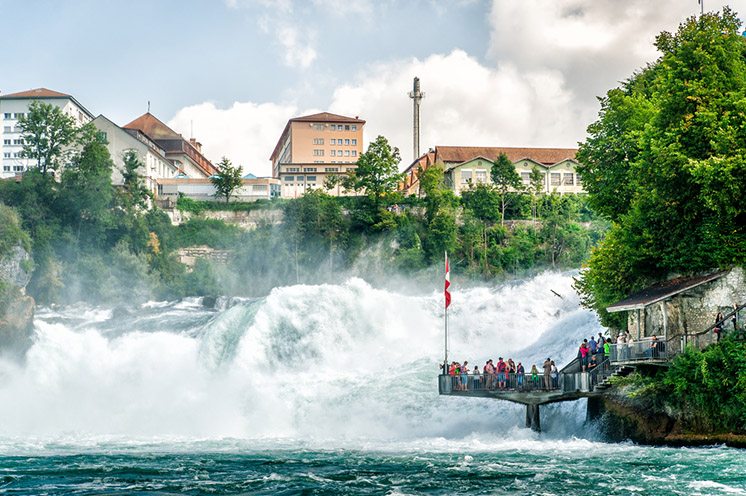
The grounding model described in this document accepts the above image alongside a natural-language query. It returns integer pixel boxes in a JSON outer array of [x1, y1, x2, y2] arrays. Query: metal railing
[[609, 338, 669, 363], [684, 303, 746, 350], [438, 371, 560, 394]]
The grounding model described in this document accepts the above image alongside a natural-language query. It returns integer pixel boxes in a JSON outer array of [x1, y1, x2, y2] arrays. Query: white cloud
[[172, 0, 746, 176], [167, 101, 299, 177], [276, 24, 318, 69]]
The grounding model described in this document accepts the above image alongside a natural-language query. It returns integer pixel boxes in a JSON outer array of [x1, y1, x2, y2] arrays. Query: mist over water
[[2, 271, 745, 495]]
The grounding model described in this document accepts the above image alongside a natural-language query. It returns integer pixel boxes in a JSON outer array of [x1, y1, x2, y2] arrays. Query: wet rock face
[[0, 244, 32, 290], [0, 292, 35, 355], [0, 243, 35, 356]]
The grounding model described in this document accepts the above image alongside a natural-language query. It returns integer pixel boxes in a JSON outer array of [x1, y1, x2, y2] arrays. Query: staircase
[[594, 365, 635, 391]]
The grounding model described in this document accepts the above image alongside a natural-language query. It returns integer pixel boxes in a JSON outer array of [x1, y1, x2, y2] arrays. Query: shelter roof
[[606, 270, 729, 313], [290, 112, 365, 124]]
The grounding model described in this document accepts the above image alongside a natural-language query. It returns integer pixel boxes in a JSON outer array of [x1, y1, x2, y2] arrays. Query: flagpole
[[444, 251, 449, 375]]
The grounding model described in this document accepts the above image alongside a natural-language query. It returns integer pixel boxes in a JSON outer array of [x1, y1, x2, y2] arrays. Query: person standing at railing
[[578, 340, 590, 371], [589, 335, 598, 355], [543, 358, 552, 390], [530, 364, 540, 388], [604, 338, 612, 359], [460, 361, 470, 391], [714, 311, 724, 343], [483, 360, 494, 390], [496, 357, 507, 389], [516, 362, 525, 390], [550, 360, 558, 389]]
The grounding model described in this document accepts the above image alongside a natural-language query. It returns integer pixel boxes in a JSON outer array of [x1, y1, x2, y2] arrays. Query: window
[[14, 113, 24, 119], [287, 167, 300, 172], [475, 170, 487, 183], [351, 139, 357, 145], [3, 113, 11, 119], [344, 125, 350, 130], [337, 149, 342, 155], [550, 173, 561, 186], [304, 167, 317, 172], [330, 150, 336, 157], [284, 176, 294, 181], [313, 149, 324, 156], [296, 175, 304, 181], [564, 173, 574, 185], [313, 138, 324, 145], [325, 167, 339, 172], [312, 124, 324, 130], [13, 165, 23, 172], [3, 126, 11, 133], [344, 150, 350, 156], [351, 151, 357, 157], [2, 139, 10, 145], [576, 174, 582, 186], [306, 175, 317, 182], [3, 166, 9, 172], [329, 138, 335, 145], [345, 139, 350, 145], [3, 152, 10, 158], [351, 125, 357, 131], [13, 152, 22, 158], [13, 139, 23, 145], [461, 170, 472, 184], [521, 172, 531, 184], [252, 184, 267, 191]]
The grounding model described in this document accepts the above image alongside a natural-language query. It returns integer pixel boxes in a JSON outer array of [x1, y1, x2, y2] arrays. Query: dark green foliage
[[120, 150, 151, 210], [490, 153, 523, 225], [344, 136, 404, 220], [172, 218, 242, 249], [576, 9, 746, 326], [211, 157, 243, 203], [0, 204, 31, 257]]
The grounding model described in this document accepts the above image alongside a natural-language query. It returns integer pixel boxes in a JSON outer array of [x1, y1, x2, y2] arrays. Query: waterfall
[[0, 271, 602, 442]]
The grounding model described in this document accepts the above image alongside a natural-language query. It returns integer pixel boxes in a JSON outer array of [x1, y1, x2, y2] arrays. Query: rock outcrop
[[0, 242, 35, 355]]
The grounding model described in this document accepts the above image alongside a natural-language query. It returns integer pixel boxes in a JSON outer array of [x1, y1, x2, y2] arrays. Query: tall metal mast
[[408, 77, 425, 161]]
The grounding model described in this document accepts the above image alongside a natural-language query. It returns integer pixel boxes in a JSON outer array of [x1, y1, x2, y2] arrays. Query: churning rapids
[[0, 272, 744, 495]]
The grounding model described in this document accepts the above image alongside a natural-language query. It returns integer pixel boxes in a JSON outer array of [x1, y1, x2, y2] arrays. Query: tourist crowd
[[445, 357, 560, 392]]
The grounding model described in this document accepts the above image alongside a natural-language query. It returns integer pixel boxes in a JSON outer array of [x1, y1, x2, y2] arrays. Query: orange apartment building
[[270, 112, 365, 197]]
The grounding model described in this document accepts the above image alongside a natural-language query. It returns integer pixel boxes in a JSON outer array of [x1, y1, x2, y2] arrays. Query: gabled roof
[[0, 87, 94, 119], [92, 114, 170, 164], [606, 270, 729, 313], [434, 146, 577, 165], [0, 87, 70, 99], [290, 112, 365, 124], [123, 112, 181, 140]]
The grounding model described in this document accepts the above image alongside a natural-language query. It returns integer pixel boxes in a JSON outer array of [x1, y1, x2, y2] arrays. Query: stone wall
[[626, 268, 746, 347], [161, 206, 284, 230], [176, 245, 231, 270]]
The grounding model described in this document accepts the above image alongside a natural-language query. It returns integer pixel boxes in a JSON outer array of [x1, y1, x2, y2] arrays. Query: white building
[[92, 115, 179, 197], [157, 176, 281, 202], [0, 88, 94, 178]]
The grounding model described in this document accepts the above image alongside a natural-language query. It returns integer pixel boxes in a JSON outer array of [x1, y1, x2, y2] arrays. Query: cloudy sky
[[2, 0, 744, 176]]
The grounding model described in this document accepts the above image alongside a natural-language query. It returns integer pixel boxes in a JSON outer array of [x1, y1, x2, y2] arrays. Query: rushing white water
[[0, 271, 602, 444]]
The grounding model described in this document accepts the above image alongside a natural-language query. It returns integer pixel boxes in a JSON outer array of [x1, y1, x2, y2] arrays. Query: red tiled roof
[[0, 88, 71, 99], [290, 112, 365, 124], [123, 112, 181, 140], [434, 146, 577, 165]]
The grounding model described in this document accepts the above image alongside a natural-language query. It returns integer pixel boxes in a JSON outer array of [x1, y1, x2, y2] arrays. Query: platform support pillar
[[525, 404, 541, 432]]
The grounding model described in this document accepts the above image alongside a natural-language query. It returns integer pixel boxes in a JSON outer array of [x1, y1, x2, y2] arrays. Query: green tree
[[576, 9, 746, 326], [490, 153, 523, 225], [18, 101, 81, 175], [347, 136, 404, 211], [211, 157, 243, 203], [121, 150, 151, 210], [528, 165, 544, 224]]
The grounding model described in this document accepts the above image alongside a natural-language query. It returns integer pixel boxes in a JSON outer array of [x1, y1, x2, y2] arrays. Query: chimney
[[189, 137, 202, 152]]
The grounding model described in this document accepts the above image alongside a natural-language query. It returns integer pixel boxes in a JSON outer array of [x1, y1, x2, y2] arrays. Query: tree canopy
[[18, 101, 86, 175], [576, 9, 746, 327], [211, 157, 243, 203]]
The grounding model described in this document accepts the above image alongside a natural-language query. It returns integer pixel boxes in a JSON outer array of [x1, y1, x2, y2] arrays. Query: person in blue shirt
[[589, 336, 598, 355]]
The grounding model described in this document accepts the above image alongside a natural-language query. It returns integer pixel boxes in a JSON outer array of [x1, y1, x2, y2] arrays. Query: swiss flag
[[444, 252, 451, 309]]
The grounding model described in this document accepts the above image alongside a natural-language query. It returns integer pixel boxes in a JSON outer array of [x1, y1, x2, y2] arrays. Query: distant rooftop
[[0, 87, 71, 99], [290, 112, 365, 124], [123, 112, 182, 140], [434, 146, 577, 166]]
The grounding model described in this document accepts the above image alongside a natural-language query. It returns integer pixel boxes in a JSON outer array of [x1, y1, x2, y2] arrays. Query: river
[[0, 272, 744, 495]]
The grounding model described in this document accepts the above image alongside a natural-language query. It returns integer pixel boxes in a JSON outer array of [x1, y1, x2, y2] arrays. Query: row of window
[[2, 165, 25, 172], [284, 175, 317, 182], [2, 126, 22, 133], [311, 138, 358, 146], [461, 169, 582, 187], [2, 138, 24, 145], [3, 113, 25, 120], [286, 166, 346, 173], [3, 152, 23, 158], [312, 149, 358, 157], [311, 123, 358, 131]]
